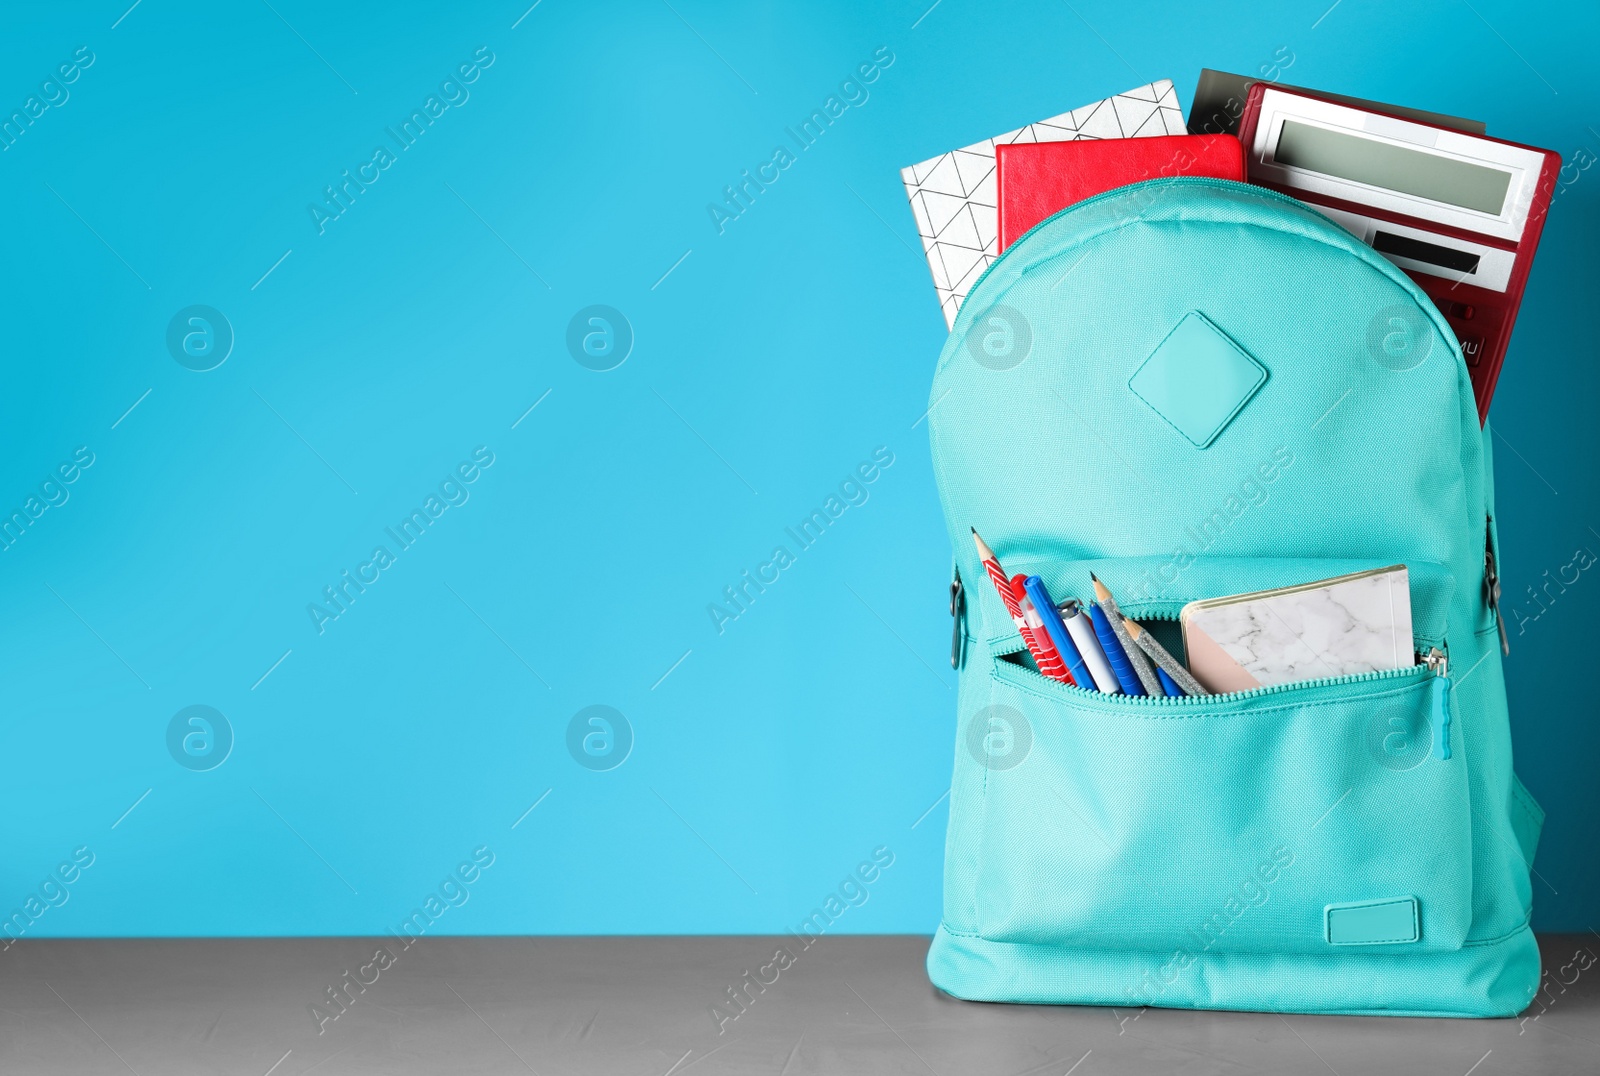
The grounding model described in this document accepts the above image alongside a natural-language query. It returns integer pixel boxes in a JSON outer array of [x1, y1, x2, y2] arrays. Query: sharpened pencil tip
[[970, 528, 996, 563], [1089, 572, 1113, 603]]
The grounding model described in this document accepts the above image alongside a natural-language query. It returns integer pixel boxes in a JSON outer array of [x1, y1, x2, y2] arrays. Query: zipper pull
[[1425, 647, 1452, 760], [949, 568, 965, 669], [1485, 536, 1510, 656]]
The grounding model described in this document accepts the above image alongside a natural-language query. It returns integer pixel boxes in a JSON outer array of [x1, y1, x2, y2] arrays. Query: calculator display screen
[[1275, 120, 1512, 215]]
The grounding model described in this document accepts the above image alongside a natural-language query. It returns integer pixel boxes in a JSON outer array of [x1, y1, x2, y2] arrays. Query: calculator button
[[1460, 333, 1484, 366]]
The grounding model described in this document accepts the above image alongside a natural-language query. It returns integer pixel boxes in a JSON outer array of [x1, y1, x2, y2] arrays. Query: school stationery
[[1061, 599, 1119, 693], [1014, 579, 1074, 683], [972, 529, 1043, 664], [1152, 665, 1183, 697], [1090, 574, 1162, 696], [926, 177, 1536, 1016], [970, 529, 1072, 683], [1180, 565, 1414, 692], [1024, 576, 1093, 688], [1238, 84, 1560, 422], [900, 82, 1185, 328], [1087, 601, 1145, 696], [1179, 613, 1269, 694], [1122, 615, 1203, 697], [995, 134, 1245, 250]]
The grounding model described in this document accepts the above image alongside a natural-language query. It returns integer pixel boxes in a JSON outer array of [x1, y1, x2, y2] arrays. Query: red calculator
[[1238, 84, 1560, 423]]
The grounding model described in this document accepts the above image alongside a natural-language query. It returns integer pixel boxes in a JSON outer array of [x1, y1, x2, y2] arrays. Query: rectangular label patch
[[1324, 897, 1419, 945]]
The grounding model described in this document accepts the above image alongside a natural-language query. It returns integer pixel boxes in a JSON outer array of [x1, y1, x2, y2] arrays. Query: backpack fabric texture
[[925, 177, 1543, 1017]]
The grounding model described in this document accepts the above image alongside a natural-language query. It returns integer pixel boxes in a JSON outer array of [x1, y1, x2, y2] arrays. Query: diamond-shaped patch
[[1129, 312, 1267, 448]]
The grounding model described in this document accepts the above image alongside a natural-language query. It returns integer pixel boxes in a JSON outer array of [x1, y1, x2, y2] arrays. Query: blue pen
[[1089, 602, 1146, 696], [1024, 576, 1093, 689]]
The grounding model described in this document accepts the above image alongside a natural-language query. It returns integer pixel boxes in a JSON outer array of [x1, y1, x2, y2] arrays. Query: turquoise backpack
[[926, 177, 1544, 1017]]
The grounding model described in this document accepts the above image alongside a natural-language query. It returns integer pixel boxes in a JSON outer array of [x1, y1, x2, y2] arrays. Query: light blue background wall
[[3, 0, 1595, 937]]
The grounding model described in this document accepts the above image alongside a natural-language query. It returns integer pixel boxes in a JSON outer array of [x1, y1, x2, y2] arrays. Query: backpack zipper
[[1424, 646, 1452, 760], [1000, 637, 1445, 709], [1485, 529, 1510, 656], [993, 611, 1456, 758]]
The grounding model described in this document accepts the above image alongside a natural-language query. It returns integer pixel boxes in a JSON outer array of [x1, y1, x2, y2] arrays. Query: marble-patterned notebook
[[1180, 566, 1413, 693]]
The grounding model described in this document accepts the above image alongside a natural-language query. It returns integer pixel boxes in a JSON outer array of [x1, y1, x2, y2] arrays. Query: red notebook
[[997, 134, 1246, 250]]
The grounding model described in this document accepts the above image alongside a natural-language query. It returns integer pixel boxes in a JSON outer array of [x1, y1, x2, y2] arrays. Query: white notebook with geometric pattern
[[900, 81, 1186, 329]]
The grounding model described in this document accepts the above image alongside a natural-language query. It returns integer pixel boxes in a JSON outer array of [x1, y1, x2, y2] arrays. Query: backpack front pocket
[[970, 656, 1470, 958]]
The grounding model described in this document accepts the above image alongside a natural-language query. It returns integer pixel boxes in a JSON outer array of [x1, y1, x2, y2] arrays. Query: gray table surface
[[2, 934, 1596, 1075]]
